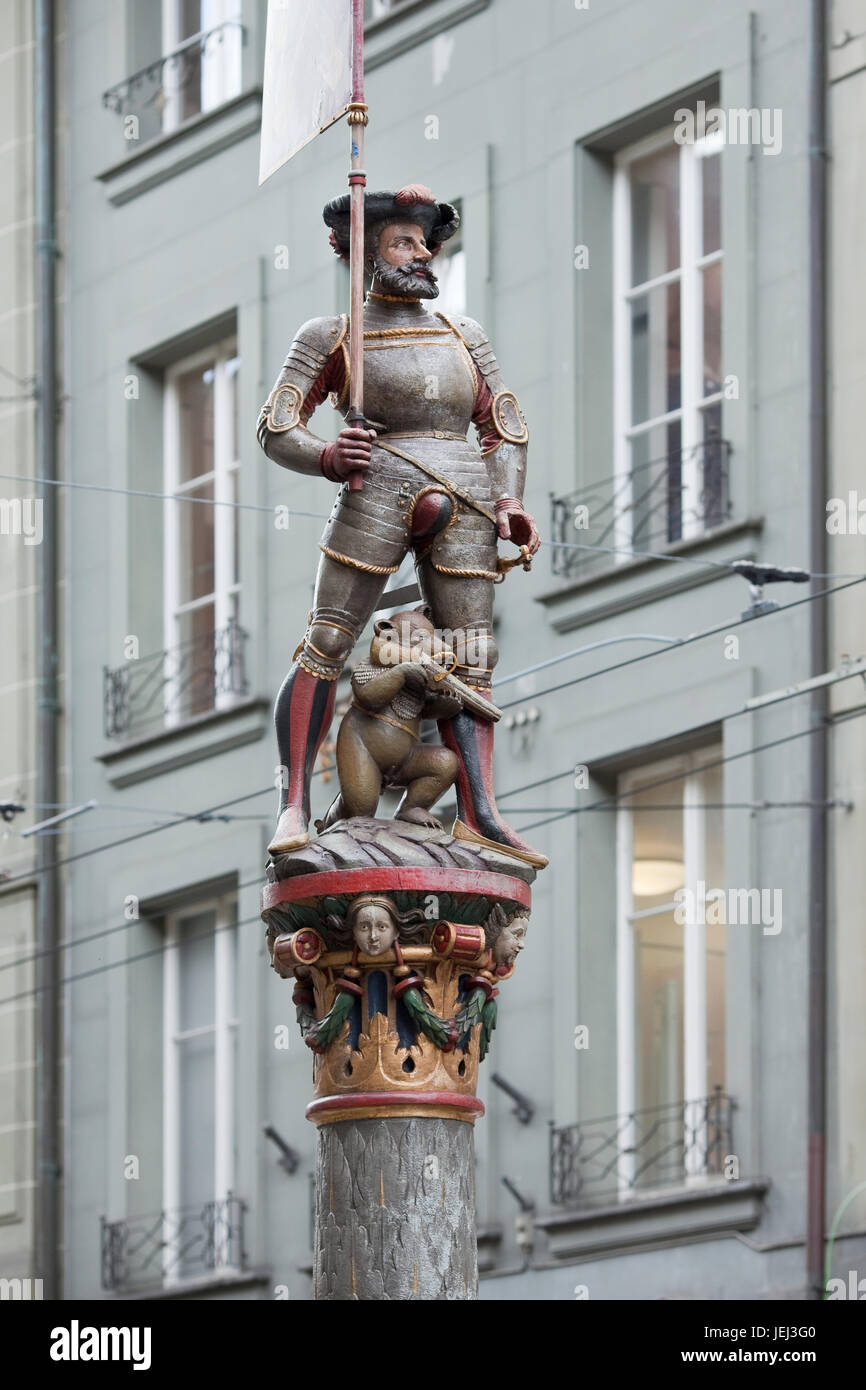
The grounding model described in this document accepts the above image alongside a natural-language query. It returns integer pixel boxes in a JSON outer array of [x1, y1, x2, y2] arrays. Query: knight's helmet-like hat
[[322, 183, 459, 263]]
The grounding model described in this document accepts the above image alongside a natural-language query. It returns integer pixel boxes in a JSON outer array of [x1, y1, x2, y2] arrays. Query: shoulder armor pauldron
[[437, 313, 498, 378], [437, 313, 529, 445], [258, 315, 349, 447], [283, 314, 348, 376]]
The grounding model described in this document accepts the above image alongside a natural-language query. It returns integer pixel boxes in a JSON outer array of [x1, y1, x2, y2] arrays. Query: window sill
[[97, 88, 262, 207], [98, 697, 270, 789], [365, 0, 491, 71], [536, 516, 765, 634], [535, 1178, 769, 1263], [105, 1266, 271, 1301]]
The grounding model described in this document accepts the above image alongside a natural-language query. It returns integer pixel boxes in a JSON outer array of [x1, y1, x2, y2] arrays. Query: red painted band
[[262, 866, 531, 913], [392, 975, 424, 1000], [287, 670, 316, 804], [306, 1091, 485, 1122], [334, 977, 363, 997]]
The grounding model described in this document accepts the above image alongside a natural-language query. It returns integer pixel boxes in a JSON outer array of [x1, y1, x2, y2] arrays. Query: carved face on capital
[[369, 221, 439, 299], [493, 914, 529, 967], [352, 903, 398, 957]]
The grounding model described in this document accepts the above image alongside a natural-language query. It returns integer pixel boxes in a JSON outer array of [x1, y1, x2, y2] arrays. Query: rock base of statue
[[264, 815, 539, 884], [262, 817, 535, 1300]]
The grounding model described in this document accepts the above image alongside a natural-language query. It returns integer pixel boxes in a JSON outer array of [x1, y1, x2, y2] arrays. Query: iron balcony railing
[[550, 1089, 734, 1207], [100, 1194, 247, 1292], [101, 20, 244, 125], [103, 617, 248, 742], [550, 437, 731, 580]]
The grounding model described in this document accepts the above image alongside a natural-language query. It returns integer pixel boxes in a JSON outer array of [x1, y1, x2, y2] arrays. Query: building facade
[[0, 0, 65, 1299], [47, 0, 865, 1300], [826, 0, 866, 1286]]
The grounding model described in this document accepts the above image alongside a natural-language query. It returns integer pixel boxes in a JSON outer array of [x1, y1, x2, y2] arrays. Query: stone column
[[313, 1115, 477, 1300]]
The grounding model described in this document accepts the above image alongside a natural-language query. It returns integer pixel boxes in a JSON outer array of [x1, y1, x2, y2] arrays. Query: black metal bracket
[[263, 1124, 300, 1176], [491, 1071, 535, 1125], [732, 558, 810, 621]]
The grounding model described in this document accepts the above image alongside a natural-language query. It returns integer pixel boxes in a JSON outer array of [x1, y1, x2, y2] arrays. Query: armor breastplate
[[348, 307, 478, 436]]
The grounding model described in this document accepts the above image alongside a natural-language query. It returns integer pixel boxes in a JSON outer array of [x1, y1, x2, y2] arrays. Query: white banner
[[258, 0, 353, 185]]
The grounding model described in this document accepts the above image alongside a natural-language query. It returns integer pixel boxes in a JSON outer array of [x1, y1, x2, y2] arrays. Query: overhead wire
[[0, 906, 267, 1009], [0, 872, 268, 976], [3, 468, 865, 582], [1, 703, 863, 989], [511, 704, 866, 835], [498, 573, 866, 710], [4, 575, 865, 881]]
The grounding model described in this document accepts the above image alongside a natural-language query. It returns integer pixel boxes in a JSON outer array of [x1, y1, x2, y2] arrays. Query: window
[[613, 126, 724, 554], [163, 891, 239, 1281], [163, 339, 241, 726], [434, 200, 466, 317], [616, 748, 726, 1189], [161, 0, 243, 133]]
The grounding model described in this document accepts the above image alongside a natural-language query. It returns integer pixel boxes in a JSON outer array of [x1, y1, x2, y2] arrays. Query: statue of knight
[[257, 183, 547, 870]]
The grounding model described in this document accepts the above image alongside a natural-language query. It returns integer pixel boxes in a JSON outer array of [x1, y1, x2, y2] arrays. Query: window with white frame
[[163, 892, 238, 1280], [161, 0, 243, 133], [613, 126, 724, 555], [163, 339, 241, 726], [616, 748, 725, 1189]]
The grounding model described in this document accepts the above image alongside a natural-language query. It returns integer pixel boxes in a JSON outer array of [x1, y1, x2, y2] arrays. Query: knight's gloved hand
[[320, 426, 377, 483], [495, 496, 540, 554]]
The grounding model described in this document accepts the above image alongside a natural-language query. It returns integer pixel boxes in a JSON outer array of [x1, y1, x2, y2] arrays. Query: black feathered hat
[[322, 183, 459, 262]]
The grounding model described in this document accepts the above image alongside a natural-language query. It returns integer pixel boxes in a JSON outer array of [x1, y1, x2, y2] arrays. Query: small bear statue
[[317, 606, 464, 831]]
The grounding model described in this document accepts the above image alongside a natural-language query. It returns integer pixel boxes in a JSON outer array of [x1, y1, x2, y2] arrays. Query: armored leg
[[418, 561, 549, 869], [269, 552, 388, 854]]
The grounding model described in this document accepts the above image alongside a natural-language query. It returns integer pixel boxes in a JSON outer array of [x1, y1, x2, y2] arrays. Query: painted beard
[[372, 252, 439, 299]]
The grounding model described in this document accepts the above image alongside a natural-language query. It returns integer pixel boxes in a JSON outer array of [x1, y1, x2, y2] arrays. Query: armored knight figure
[[258, 183, 547, 869]]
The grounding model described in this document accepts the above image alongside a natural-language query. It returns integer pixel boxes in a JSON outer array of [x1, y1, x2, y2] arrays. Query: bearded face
[[368, 220, 440, 299], [371, 249, 439, 299]]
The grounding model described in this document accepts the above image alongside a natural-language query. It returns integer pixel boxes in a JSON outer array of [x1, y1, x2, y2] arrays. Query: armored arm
[[257, 315, 349, 477], [446, 315, 530, 504]]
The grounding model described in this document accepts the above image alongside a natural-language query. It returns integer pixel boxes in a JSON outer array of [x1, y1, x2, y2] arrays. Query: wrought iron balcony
[[101, 1194, 247, 1292], [550, 438, 731, 580], [101, 20, 244, 129], [103, 617, 249, 742], [550, 1089, 734, 1207]]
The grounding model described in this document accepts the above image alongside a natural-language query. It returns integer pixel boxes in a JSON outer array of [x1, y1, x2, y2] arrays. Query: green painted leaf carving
[[287, 903, 322, 930], [320, 895, 350, 919]]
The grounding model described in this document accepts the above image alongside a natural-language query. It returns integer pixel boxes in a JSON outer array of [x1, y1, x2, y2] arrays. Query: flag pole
[[346, 0, 368, 492]]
